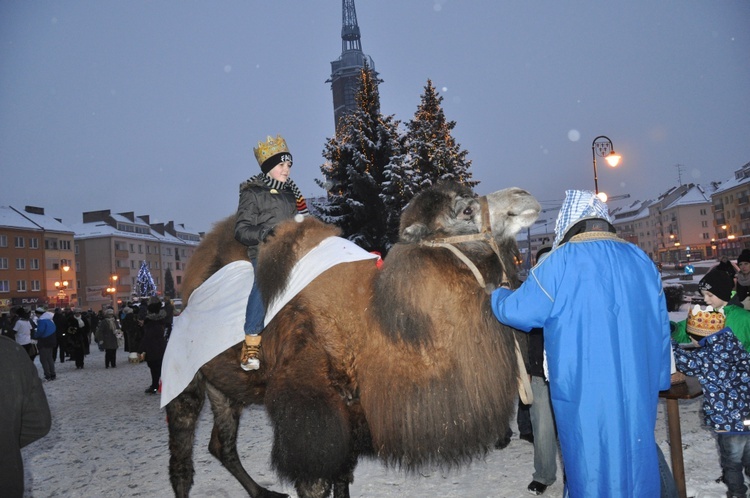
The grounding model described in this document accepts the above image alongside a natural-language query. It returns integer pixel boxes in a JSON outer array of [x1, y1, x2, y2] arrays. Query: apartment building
[[71, 210, 201, 309], [0, 206, 76, 312], [710, 161, 750, 259]]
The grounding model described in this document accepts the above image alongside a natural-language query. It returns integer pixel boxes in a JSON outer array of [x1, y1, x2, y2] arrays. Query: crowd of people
[[0, 296, 173, 390]]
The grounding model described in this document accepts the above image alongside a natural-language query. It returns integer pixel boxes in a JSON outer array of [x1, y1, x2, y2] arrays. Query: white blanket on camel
[[160, 236, 378, 408]]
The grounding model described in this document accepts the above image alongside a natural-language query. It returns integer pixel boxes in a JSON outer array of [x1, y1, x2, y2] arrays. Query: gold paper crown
[[253, 135, 290, 167], [686, 305, 726, 339]]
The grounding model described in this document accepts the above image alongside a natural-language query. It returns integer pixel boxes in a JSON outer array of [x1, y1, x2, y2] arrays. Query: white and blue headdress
[[552, 190, 612, 248]]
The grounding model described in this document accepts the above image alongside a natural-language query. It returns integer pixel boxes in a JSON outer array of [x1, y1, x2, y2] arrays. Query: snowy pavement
[[21, 310, 729, 497]]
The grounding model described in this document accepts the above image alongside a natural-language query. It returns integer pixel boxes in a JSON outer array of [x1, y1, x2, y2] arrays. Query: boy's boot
[[240, 334, 262, 371]]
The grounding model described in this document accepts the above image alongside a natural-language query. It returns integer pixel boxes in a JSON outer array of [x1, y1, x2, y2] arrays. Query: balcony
[[742, 212, 750, 220], [740, 196, 749, 206], [714, 203, 724, 212]]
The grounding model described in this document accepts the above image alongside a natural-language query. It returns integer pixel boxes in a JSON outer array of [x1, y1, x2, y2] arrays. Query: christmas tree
[[136, 261, 157, 298], [315, 65, 404, 253], [403, 79, 476, 190], [164, 268, 175, 299]]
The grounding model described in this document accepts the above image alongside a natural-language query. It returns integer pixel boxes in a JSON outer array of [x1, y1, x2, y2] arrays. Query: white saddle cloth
[[160, 236, 377, 408]]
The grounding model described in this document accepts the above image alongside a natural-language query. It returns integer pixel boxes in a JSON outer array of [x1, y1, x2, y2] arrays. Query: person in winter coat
[[490, 190, 673, 498], [52, 308, 68, 363], [66, 309, 89, 369], [235, 134, 308, 370], [673, 326, 750, 498], [12, 308, 36, 360], [95, 308, 120, 368], [33, 308, 57, 380], [120, 306, 142, 355], [672, 270, 750, 351], [138, 298, 167, 394], [734, 250, 750, 309], [0, 335, 51, 498]]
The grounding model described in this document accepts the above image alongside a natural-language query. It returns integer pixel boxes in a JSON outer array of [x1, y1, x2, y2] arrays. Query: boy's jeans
[[244, 259, 265, 335], [718, 433, 750, 497]]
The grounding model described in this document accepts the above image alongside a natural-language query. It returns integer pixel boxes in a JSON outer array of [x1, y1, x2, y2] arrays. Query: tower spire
[[341, 0, 362, 53], [328, 0, 378, 132]]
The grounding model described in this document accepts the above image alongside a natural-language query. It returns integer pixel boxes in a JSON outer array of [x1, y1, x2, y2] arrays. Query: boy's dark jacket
[[672, 327, 750, 433]]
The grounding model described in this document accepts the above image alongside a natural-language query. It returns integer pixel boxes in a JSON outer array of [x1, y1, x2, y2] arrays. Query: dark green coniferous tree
[[403, 79, 477, 190], [315, 66, 404, 253]]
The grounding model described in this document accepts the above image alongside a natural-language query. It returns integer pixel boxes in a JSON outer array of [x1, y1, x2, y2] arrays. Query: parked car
[[172, 298, 183, 316]]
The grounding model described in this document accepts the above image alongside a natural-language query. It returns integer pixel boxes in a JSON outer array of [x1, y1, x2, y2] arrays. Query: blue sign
[[684, 264, 695, 275]]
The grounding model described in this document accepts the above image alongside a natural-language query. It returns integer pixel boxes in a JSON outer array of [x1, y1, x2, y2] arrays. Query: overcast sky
[[1, 1, 748, 232]]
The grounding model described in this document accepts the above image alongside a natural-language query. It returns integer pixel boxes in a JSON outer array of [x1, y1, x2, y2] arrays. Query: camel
[[165, 182, 541, 498]]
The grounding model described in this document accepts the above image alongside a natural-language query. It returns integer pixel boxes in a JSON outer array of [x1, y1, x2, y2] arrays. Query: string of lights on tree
[[136, 261, 157, 298]]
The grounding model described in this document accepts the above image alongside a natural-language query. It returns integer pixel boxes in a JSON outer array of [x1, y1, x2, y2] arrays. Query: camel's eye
[[463, 206, 473, 216]]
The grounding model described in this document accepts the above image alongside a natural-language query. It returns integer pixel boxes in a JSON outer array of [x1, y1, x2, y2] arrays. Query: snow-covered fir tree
[[315, 66, 404, 253], [403, 79, 476, 190], [164, 268, 175, 298], [136, 261, 157, 298]]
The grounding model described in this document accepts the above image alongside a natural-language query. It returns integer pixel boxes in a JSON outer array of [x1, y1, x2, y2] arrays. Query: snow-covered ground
[[20, 289, 729, 498]]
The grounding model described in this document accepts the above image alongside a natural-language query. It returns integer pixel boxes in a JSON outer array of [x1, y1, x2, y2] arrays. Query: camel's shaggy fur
[[166, 182, 540, 498]]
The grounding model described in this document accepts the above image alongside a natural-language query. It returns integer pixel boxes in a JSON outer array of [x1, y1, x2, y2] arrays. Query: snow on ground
[[20, 297, 728, 497]]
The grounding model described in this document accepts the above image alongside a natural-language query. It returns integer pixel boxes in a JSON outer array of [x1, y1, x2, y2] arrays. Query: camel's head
[[399, 183, 541, 243]]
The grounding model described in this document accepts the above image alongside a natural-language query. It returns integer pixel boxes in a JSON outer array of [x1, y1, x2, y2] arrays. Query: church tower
[[328, 0, 378, 132]]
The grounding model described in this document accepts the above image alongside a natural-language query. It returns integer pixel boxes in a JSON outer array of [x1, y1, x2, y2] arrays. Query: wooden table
[[659, 376, 703, 498]]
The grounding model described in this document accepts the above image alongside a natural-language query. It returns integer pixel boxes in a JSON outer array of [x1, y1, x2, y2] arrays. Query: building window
[[0, 258, 7, 270], [29, 237, 39, 249], [60, 240, 71, 250], [176, 276, 182, 284], [14, 236, 25, 248], [130, 243, 134, 252], [17, 280, 27, 292], [31, 280, 40, 291], [0, 235, 6, 247], [0, 281, 9, 292], [16, 258, 25, 270], [30, 259, 40, 270], [139, 245, 143, 254]]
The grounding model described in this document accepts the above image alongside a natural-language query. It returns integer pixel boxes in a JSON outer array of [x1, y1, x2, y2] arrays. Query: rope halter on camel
[[417, 195, 532, 405], [419, 196, 508, 294]]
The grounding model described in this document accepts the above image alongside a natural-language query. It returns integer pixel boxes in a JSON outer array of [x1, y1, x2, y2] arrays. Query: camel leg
[[166, 375, 207, 498], [205, 381, 289, 498]]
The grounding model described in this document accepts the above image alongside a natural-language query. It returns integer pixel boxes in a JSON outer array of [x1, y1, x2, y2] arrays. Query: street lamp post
[[106, 274, 118, 311], [591, 136, 622, 196], [54, 259, 70, 308]]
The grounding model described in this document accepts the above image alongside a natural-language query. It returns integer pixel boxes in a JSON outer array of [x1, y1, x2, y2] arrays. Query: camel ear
[[401, 222, 429, 243]]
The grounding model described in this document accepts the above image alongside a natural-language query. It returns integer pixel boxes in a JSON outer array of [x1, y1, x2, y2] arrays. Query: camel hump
[[256, 217, 342, 307]]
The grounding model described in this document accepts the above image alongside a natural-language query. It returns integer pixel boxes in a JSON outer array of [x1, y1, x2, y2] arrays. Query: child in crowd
[[672, 269, 750, 351], [673, 322, 750, 498]]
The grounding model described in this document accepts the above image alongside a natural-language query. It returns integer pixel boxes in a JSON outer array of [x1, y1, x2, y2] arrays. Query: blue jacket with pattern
[[672, 327, 750, 433]]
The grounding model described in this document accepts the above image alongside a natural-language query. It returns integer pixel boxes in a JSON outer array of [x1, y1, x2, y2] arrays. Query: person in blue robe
[[491, 190, 672, 497]]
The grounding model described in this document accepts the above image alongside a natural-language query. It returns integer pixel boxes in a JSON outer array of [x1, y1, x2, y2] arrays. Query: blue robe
[[491, 233, 671, 497]]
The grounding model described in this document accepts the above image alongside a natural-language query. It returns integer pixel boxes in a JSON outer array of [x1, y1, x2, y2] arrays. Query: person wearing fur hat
[[490, 190, 674, 497], [138, 298, 167, 394], [95, 308, 120, 368], [235, 134, 309, 371], [672, 269, 750, 351]]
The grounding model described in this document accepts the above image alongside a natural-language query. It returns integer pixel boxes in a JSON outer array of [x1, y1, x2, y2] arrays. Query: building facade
[[0, 205, 201, 313], [0, 206, 76, 312]]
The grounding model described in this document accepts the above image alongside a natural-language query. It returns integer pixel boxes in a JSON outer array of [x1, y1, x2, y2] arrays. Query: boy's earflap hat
[[698, 269, 733, 303], [738, 249, 750, 265], [253, 135, 293, 175]]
